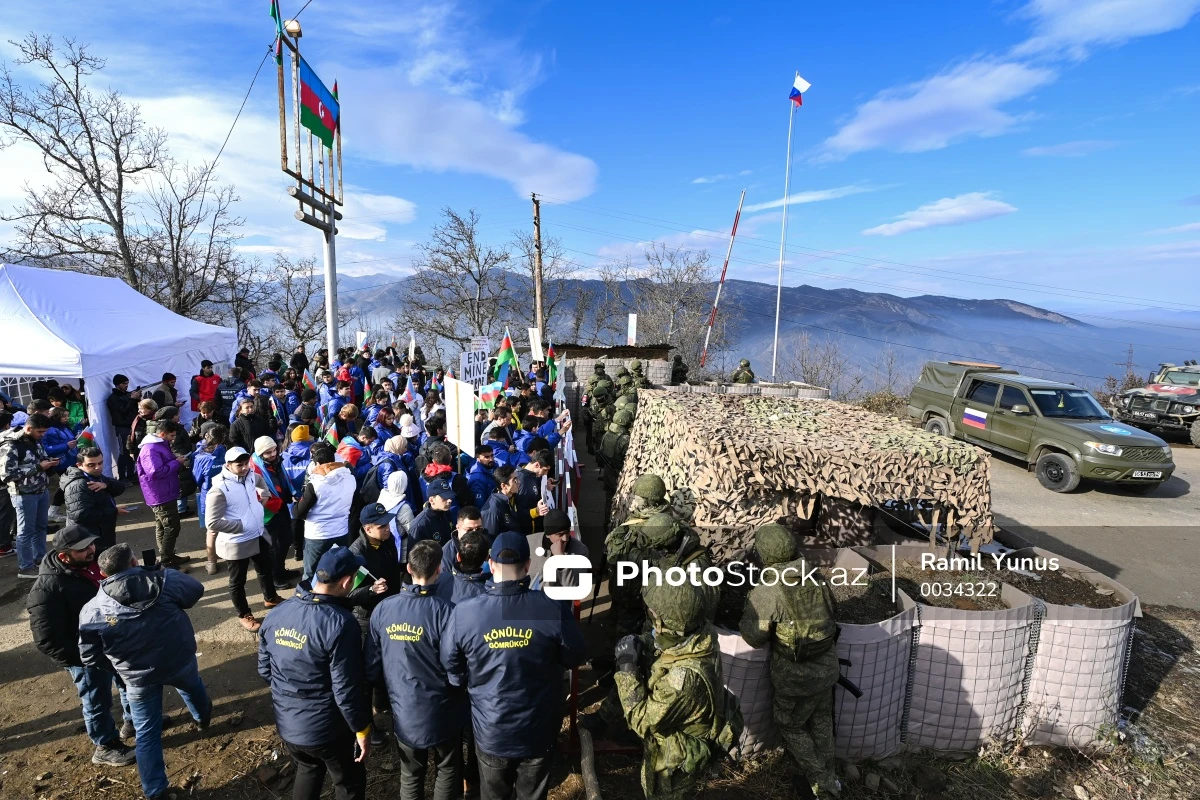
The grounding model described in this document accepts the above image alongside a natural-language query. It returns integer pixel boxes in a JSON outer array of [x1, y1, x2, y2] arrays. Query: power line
[[213, 44, 274, 167]]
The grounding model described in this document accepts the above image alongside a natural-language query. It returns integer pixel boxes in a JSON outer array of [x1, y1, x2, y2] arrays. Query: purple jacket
[[136, 437, 182, 507]]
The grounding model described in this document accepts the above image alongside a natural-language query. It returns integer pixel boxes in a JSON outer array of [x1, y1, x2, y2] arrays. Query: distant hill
[[336, 272, 1200, 390]]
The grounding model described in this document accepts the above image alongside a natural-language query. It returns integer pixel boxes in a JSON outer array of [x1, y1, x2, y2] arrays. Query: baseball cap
[[490, 531, 530, 564], [53, 523, 98, 552], [360, 502, 397, 527], [200, 360, 214, 368], [543, 508, 570, 535], [224, 446, 251, 463], [253, 436, 277, 456], [315, 546, 366, 583], [426, 477, 456, 501]]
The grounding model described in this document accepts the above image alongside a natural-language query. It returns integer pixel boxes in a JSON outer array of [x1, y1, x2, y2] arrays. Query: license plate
[[1130, 411, 1158, 419], [1132, 470, 1162, 479]]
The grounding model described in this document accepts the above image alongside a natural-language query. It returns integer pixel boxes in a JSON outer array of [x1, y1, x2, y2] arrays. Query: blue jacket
[[535, 419, 561, 449], [257, 583, 371, 747], [193, 443, 225, 524], [441, 536, 493, 577], [227, 388, 258, 423], [327, 395, 349, 420], [42, 424, 76, 473], [78, 567, 204, 687], [317, 382, 338, 410], [365, 583, 464, 748], [466, 462, 497, 510], [373, 420, 401, 445], [513, 469, 543, 534], [281, 441, 314, 495], [441, 579, 587, 758], [434, 566, 491, 606], [285, 391, 301, 417], [480, 492, 523, 541], [410, 506, 453, 547]]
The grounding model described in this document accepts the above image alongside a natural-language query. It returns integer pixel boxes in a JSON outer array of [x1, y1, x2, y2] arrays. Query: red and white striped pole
[[700, 189, 746, 369]]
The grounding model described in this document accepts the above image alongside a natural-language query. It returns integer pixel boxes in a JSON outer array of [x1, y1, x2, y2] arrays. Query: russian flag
[[400, 375, 417, 405], [790, 73, 811, 106], [963, 407, 988, 430]]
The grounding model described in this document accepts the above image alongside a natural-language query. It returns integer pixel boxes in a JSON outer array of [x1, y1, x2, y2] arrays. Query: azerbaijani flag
[[495, 328, 518, 387], [302, 369, 317, 391], [270, 0, 283, 65], [431, 373, 441, 393], [789, 73, 811, 106], [479, 381, 503, 408], [546, 340, 558, 386], [400, 375, 417, 404], [78, 425, 96, 447], [299, 57, 339, 149]]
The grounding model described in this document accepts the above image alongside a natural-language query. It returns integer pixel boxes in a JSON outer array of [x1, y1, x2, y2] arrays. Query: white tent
[[0, 264, 238, 475]]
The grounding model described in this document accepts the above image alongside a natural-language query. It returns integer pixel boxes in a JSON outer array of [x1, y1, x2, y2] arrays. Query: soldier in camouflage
[[739, 524, 841, 799], [586, 362, 609, 394], [628, 359, 651, 390], [639, 513, 719, 623], [614, 392, 638, 417], [616, 582, 742, 800], [599, 409, 634, 495], [730, 358, 755, 384], [670, 355, 688, 385], [589, 381, 615, 453], [605, 474, 671, 637]]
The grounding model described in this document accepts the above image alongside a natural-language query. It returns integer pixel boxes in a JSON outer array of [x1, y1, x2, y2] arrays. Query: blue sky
[[1, 0, 1198, 324]]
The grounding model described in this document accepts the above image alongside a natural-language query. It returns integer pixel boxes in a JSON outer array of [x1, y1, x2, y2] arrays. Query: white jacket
[[206, 469, 266, 554], [304, 466, 357, 541]]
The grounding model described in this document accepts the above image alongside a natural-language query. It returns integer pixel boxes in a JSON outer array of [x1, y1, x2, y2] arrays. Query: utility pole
[[1116, 344, 1135, 378], [531, 193, 545, 339]]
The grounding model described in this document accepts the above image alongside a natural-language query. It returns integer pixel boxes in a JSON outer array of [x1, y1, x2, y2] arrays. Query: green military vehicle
[[1112, 361, 1200, 446], [908, 361, 1175, 492]]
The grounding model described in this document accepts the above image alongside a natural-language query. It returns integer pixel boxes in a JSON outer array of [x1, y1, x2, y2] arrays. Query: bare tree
[[397, 208, 513, 352], [0, 34, 242, 319], [212, 257, 272, 363], [260, 253, 327, 354], [782, 332, 864, 400], [512, 229, 578, 342]]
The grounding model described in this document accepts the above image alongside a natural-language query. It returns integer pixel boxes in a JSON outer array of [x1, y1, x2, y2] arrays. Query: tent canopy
[[0, 264, 238, 474]]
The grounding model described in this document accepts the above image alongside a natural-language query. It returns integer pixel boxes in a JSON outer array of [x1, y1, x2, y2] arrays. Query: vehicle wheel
[[1035, 453, 1081, 492], [924, 416, 950, 436], [1190, 423, 1200, 448]]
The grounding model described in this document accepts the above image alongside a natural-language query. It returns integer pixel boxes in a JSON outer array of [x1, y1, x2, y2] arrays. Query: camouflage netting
[[612, 391, 993, 559]]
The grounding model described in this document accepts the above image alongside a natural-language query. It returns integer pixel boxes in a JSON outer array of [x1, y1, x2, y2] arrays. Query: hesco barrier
[[561, 355, 670, 386], [715, 626, 776, 757], [613, 391, 994, 559]]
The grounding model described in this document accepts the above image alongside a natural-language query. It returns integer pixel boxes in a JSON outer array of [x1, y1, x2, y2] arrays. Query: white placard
[[527, 328, 544, 362], [459, 349, 490, 390], [470, 336, 491, 354], [408, 330, 416, 362], [443, 377, 477, 455], [627, 313, 637, 346]]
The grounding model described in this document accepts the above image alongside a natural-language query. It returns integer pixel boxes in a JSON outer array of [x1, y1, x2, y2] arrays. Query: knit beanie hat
[[291, 425, 312, 442]]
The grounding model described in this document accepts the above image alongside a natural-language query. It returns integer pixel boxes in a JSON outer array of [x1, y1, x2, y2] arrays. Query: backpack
[[360, 463, 384, 506]]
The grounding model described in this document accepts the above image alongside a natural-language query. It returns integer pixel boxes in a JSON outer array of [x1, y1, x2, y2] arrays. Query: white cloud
[[820, 60, 1057, 160], [1148, 221, 1200, 235], [1021, 139, 1117, 157], [862, 192, 1017, 237], [337, 191, 418, 241], [692, 174, 729, 184], [1014, 0, 1200, 57], [744, 184, 882, 212]]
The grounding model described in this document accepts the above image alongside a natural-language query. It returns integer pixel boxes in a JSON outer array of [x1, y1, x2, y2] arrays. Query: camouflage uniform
[[641, 514, 719, 624], [670, 355, 688, 385], [629, 359, 652, 390], [605, 475, 671, 638], [599, 409, 633, 494], [616, 583, 742, 800], [586, 363, 609, 395], [730, 358, 755, 385], [614, 393, 638, 420], [590, 381, 615, 448], [739, 525, 840, 797]]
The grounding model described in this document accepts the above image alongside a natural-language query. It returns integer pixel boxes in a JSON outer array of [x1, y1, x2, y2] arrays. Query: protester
[[229, 397, 269, 454], [441, 532, 587, 800], [531, 509, 589, 592], [235, 347, 256, 378], [466, 444, 498, 509], [216, 368, 246, 420], [410, 477, 455, 546], [376, 471, 415, 567], [281, 423, 315, 497], [290, 345, 309, 374], [251, 436, 299, 585], [152, 373, 186, 413], [434, 528, 491, 606], [189, 400, 220, 441], [441, 506, 488, 575], [105, 376, 140, 480], [191, 425, 227, 574], [420, 444, 473, 512], [515, 452, 554, 535], [367, 539, 462, 800], [136, 419, 189, 568], [79, 544, 211, 800], [258, 547, 372, 800], [130, 397, 157, 451], [62, 447, 126, 555], [480, 466, 524, 542], [27, 523, 135, 767], [206, 446, 282, 632], [292, 441, 358, 579], [0, 413, 58, 578], [43, 406, 77, 522], [190, 360, 221, 413]]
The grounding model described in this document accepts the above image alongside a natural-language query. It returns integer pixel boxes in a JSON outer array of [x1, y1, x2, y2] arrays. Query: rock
[[843, 764, 861, 783], [882, 776, 900, 793], [1073, 786, 1090, 800], [913, 764, 947, 792], [1011, 777, 1043, 797], [229, 713, 244, 728], [36, 772, 52, 780], [864, 772, 880, 790], [253, 765, 278, 785]]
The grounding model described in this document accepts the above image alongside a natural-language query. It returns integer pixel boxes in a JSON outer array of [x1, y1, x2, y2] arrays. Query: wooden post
[[532, 193, 545, 339]]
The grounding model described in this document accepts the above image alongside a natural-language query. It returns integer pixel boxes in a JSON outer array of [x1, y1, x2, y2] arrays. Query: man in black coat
[[27, 524, 135, 766], [62, 448, 126, 555], [105, 375, 140, 481], [480, 466, 523, 541]]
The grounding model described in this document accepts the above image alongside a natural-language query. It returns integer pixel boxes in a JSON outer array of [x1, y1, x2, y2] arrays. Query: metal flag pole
[[771, 83, 798, 382], [700, 189, 746, 369]]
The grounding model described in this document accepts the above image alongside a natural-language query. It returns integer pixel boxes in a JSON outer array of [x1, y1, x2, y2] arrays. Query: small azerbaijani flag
[[400, 375, 417, 405], [298, 57, 339, 149], [269, 0, 283, 66], [479, 381, 503, 408], [545, 339, 558, 386], [963, 407, 988, 430], [78, 425, 96, 447], [789, 73, 811, 107], [351, 564, 375, 591], [301, 369, 317, 391], [431, 372, 441, 393], [495, 328, 519, 387]]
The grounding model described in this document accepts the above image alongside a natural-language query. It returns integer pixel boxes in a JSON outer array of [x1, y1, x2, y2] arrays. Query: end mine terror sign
[[461, 349, 490, 390]]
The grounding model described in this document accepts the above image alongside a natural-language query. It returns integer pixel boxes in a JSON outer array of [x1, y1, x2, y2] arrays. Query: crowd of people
[[6, 343, 846, 800]]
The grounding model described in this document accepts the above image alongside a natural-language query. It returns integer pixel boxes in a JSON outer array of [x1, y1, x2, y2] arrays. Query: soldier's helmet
[[673, 354, 684, 363], [593, 379, 613, 393], [629, 359, 643, 372], [739, 358, 751, 368], [616, 367, 630, 379], [593, 363, 606, 373], [622, 387, 639, 402], [643, 582, 705, 636], [614, 394, 633, 409], [754, 523, 796, 566], [632, 473, 667, 503], [613, 409, 634, 427], [641, 511, 681, 548], [608, 422, 626, 435]]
